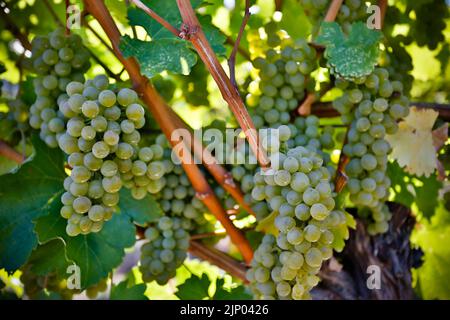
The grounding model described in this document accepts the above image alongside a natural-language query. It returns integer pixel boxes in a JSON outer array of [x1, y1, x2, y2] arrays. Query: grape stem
[[83, 0, 254, 264], [81, 12, 117, 56], [227, 0, 251, 89], [65, 0, 70, 35], [129, 0, 181, 37], [0, 140, 26, 164], [42, 0, 64, 28], [225, 36, 251, 61], [378, 0, 388, 29], [297, 92, 316, 116], [324, 0, 344, 22], [275, 0, 284, 11], [175, 0, 270, 169], [189, 240, 248, 282]]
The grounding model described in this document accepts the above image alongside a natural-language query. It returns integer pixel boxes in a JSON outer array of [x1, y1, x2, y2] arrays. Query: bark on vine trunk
[[312, 203, 423, 300]]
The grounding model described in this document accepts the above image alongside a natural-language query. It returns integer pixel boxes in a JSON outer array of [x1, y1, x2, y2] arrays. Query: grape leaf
[[0, 136, 65, 272], [35, 206, 136, 289], [119, 188, 163, 226], [386, 107, 440, 178], [120, 35, 197, 78], [414, 175, 442, 220], [26, 239, 69, 277], [175, 273, 211, 300], [213, 278, 251, 300], [110, 280, 148, 300], [279, 0, 311, 39], [316, 22, 382, 80], [387, 161, 415, 207], [387, 162, 442, 220], [413, 203, 450, 299], [127, 0, 226, 56]]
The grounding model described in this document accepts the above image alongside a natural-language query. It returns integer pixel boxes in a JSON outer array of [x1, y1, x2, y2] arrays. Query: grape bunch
[[20, 265, 76, 300], [332, 68, 409, 234], [0, 98, 30, 144], [246, 23, 317, 129], [29, 28, 90, 147], [85, 278, 108, 299], [59, 75, 147, 236], [139, 135, 214, 284], [247, 127, 350, 299], [140, 216, 191, 285], [300, 0, 373, 34]]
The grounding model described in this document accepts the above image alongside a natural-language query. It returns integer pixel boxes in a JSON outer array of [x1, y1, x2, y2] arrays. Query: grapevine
[[0, 0, 448, 303]]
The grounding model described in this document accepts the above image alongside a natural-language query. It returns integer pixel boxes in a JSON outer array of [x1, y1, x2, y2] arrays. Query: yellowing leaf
[[386, 107, 440, 177], [255, 211, 279, 237]]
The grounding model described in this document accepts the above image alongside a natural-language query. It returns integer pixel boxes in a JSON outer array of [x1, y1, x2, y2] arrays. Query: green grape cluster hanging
[[333, 68, 409, 234], [247, 126, 350, 299], [139, 135, 215, 285], [59, 75, 147, 236], [29, 29, 90, 147]]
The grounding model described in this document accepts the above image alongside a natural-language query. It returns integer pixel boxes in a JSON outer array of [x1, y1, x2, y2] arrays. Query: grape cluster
[[59, 75, 147, 236], [247, 127, 349, 299], [5, 98, 30, 132], [140, 216, 191, 284], [29, 29, 90, 147], [139, 135, 214, 284], [85, 278, 108, 299], [20, 266, 75, 300], [333, 68, 409, 234], [246, 23, 317, 129], [301, 0, 373, 34]]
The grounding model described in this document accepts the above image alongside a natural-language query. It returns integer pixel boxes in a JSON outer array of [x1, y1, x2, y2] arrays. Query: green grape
[[98, 90, 116, 107], [81, 101, 100, 118]]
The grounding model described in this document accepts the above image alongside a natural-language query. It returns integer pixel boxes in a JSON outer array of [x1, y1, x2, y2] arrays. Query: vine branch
[[129, 0, 180, 37], [189, 240, 248, 282], [175, 0, 270, 168], [324, 0, 344, 22], [378, 0, 388, 29], [42, 0, 64, 28], [0, 140, 25, 164], [83, 0, 254, 264], [228, 0, 251, 89]]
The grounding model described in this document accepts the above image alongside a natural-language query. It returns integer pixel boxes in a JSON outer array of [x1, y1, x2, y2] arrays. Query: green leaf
[[414, 175, 442, 220], [110, 280, 148, 300], [127, 0, 225, 56], [175, 273, 211, 300], [413, 203, 450, 299], [119, 188, 163, 226], [120, 35, 197, 78], [279, 0, 311, 39], [27, 239, 69, 277], [387, 162, 442, 220], [213, 278, 251, 300], [198, 15, 227, 57], [0, 136, 65, 272], [316, 22, 382, 80], [35, 203, 136, 289], [387, 161, 415, 207]]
